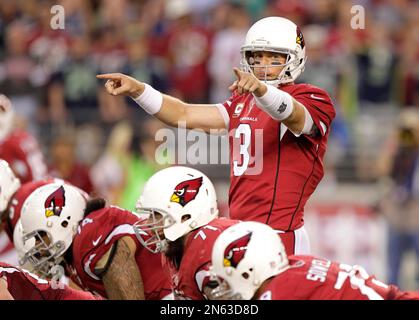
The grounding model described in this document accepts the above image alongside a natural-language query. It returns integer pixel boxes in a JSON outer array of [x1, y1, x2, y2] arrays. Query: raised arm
[[97, 73, 227, 133], [101, 236, 145, 300], [229, 68, 311, 135]]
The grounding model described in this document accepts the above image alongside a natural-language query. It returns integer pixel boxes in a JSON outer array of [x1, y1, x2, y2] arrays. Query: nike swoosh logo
[[310, 94, 325, 101], [92, 235, 102, 246]]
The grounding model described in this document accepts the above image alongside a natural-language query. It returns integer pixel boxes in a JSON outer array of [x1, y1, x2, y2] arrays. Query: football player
[[134, 166, 239, 300], [0, 159, 67, 242], [18, 183, 172, 300], [210, 221, 419, 300], [0, 261, 101, 300], [0, 94, 48, 184], [0, 159, 86, 273], [0, 159, 65, 266], [97, 17, 336, 255]]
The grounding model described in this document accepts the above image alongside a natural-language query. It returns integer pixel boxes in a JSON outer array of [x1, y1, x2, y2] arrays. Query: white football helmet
[[240, 17, 307, 86], [0, 94, 14, 141], [19, 183, 87, 278], [134, 166, 218, 253], [0, 159, 21, 212], [210, 221, 289, 300]]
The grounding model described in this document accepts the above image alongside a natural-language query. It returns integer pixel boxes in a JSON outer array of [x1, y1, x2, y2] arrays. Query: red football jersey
[[70, 206, 172, 299], [164, 218, 239, 300], [0, 130, 48, 184], [219, 84, 336, 231], [257, 255, 419, 300], [3, 179, 58, 241], [0, 262, 100, 300]]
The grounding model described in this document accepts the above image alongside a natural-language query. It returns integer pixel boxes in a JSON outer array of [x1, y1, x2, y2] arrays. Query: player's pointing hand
[[96, 73, 145, 98], [228, 67, 267, 97]]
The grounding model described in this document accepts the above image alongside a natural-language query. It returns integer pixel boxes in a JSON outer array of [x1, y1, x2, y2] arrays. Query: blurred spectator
[[0, 93, 48, 184], [47, 36, 100, 125], [59, 0, 92, 37], [165, 0, 212, 102], [208, 3, 249, 103], [355, 22, 398, 105], [27, 1, 72, 76], [118, 118, 168, 211], [90, 121, 133, 204], [377, 108, 419, 288], [395, 12, 419, 108], [0, 21, 44, 135], [48, 135, 94, 194], [121, 39, 169, 122]]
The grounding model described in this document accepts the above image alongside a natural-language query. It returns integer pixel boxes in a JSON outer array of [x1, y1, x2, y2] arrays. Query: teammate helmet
[[134, 166, 218, 253], [19, 183, 87, 278], [0, 94, 14, 141], [240, 17, 306, 86], [0, 159, 21, 212], [210, 221, 289, 300]]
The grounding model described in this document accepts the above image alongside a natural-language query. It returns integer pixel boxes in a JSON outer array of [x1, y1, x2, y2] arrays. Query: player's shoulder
[[6, 130, 34, 142], [1, 130, 37, 152], [0, 262, 13, 269], [210, 217, 240, 230], [281, 83, 332, 100], [75, 206, 139, 241]]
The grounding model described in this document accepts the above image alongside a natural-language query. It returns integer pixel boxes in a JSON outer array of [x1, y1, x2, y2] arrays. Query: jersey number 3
[[233, 124, 251, 176]]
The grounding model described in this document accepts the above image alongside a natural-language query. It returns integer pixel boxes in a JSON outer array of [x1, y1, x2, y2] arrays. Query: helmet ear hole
[[181, 214, 191, 222]]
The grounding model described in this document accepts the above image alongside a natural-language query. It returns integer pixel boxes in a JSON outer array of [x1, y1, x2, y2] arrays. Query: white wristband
[[131, 83, 163, 115], [253, 85, 294, 121]]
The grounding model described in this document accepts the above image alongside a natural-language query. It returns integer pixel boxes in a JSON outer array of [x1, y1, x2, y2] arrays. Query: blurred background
[[0, 0, 418, 290]]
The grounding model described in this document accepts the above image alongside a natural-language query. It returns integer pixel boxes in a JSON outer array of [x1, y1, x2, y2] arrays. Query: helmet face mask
[[20, 229, 66, 279], [133, 207, 175, 254], [205, 272, 244, 300], [241, 50, 293, 85]]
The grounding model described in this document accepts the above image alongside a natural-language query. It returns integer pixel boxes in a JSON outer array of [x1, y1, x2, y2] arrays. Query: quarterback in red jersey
[[135, 166, 239, 300], [17, 183, 172, 300], [210, 222, 419, 300], [0, 262, 100, 300], [98, 17, 335, 255], [0, 94, 48, 184]]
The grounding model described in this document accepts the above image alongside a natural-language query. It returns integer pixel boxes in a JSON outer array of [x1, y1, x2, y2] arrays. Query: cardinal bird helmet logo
[[296, 26, 305, 49], [223, 232, 253, 268], [170, 177, 203, 207], [44, 186, 66, 218]]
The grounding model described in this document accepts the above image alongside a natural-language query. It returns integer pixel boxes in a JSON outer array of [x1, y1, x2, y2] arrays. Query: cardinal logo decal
[[223, 232, 252, 268], [170, 177, 203, 207], [44, 186, 66, 218], [296, 26, 305, 49]]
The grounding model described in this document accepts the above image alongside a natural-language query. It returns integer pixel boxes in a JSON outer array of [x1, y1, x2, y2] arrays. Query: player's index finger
[[233, 67, 243, 80], [96, 73, 122, 80]]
